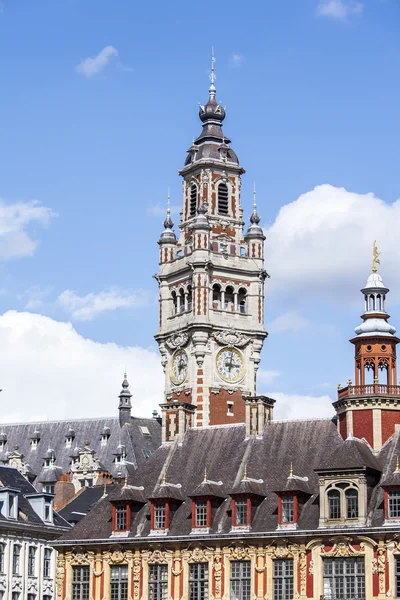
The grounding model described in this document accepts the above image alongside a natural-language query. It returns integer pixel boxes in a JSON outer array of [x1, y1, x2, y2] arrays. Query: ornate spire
[[250, 183, 261, 225], [118, 372, 132, 426], [243, 464, 248, 481], [289, 462, 294, 478], [163, 190, 174, 230], [203, 468, 208, 483]]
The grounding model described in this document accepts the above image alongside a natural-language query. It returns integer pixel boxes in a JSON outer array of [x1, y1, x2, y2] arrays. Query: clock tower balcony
[[337, 383, 400, 401]]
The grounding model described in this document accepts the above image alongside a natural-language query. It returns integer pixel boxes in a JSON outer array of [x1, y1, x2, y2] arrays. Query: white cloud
[[0, 311, 163, 423], [231, 53, 245, 66], [58, 288, 151, 321], [147, 203, 181, 218], [0, 199, 54, 260], [266, 392, 335, 420], [265, 184, 400, 302], [75, 46, 118, 78], [257, 369, 280, 384], [316, 0, 363, 20], [267, 312, 311, 334], [18, 285, 54, 310]]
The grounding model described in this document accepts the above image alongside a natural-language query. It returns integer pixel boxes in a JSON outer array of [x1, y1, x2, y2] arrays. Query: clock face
[[170, 349, 189, 385], [216, 347, 245, 383]]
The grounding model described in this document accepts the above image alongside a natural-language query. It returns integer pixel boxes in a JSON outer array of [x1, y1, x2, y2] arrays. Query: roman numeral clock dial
[[170, 349, 188, 385], [216, 347, 245, 383]]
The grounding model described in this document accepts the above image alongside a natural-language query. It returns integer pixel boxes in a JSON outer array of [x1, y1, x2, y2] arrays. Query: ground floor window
[[323, 557, 365, 599], [110, 565, 128, 600], [189, 563, 208, 600], [395, 556, 400, 599], [72, 565, 90, 600], [230, 560, 251, 600], [273, 559, 293, 600], [148, 564, 168, 600]]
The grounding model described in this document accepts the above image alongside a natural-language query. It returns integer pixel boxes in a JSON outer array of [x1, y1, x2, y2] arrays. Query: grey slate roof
[[0, 415, 161, 490], [0, 465, 70, 533], [58, 486, 109, 525], [56, 418, 400, 544]]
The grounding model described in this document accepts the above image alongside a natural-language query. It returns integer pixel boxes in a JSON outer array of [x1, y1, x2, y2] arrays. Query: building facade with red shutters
[[53, 60, 400, 600]]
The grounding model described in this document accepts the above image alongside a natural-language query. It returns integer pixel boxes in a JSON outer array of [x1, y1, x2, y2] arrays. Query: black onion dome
[[199, 95, 226, 123]]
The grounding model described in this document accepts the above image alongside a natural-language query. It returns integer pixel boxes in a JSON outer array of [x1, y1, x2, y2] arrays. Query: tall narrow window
[[235, 498, 248, 526], [195, 500, 208, 528], [230, 561, 251, 600], [328, 489, 341, 519], [110, 565, 128, 600], [148, 564, 168, 600], [171, 291, 177, 315], [12, 545, 20, 575], [43, 548, 52, 578], [281, 496, 294, 523], [224, 286, 234, 311], [28, 546, 36, 577], [273, 559, 293, 600], [395, 557, 400, 599], [0, 544, 4, 573], [346, 488, 358, 518], [190, 185, 197, 217], [187, 286, 193, 312], [72, 566, 90, 600], [9, 493, 16, 519], [189, 563, 208, 600], [154, 502, 166, 529], [238, 288, 247, 314], [323, 557, 365, 599], [217, 183, 229, 215], [212, 284, 222, 309], [115, 505, 128, 531], [388, 490, 400, 518]]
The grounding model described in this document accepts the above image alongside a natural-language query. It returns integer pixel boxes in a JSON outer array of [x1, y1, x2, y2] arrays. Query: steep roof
[[0, 415, 161, 490], [316, 436, 381, 472]]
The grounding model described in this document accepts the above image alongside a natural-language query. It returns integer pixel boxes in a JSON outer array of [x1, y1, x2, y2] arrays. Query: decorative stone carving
[[213, 329, 250, 348], [146, 549, 169, 564], [133, 557, 141, 600], [165, 332, 190, 350], [11, 576, 23, 591], [309, 560, 314, 576], [56, 557, 65, 599], [213, 554, 223, 598], [27, 577, 38, 592], [0, 575, 6, 592], [43, 579, 53, 594], [67, 549, 95, 566], [320, 542, 365, 557], [299, 551, 307, 596], [70, 446, 102, 491]]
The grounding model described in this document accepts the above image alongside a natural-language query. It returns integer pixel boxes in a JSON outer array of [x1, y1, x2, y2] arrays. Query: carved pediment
[[213, 329, 250, 348]]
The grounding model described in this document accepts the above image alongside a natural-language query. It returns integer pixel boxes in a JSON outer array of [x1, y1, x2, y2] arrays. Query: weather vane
[[372, 240, 381, 273], [210, 48, 216, 86]]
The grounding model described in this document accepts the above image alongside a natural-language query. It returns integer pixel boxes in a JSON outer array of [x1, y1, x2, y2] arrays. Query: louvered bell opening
[[190, 185, 197, 217], [218, 184, 229, 215]]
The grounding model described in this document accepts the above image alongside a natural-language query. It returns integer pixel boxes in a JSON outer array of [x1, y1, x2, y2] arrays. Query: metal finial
[[162, 472, 167, 485], [395, 457, 400, 473], [250, 183, 261, 225], [102, 482, 107, 497], [124, 475, 128, 488], [372, 240, 381, 274], [203, 468, 207, 483], [289, 462, 293, 478], [243, 464, 248, 481], [163, 189, 174, 229], [209, 48, 216, 97]]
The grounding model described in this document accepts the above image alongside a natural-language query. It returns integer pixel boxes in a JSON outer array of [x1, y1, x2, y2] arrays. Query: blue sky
[[0, 0, 399, 422]]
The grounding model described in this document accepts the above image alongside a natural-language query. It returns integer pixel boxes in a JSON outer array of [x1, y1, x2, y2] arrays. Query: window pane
[[154, 503, 166, 529], [235, 499, 248, 525], [189, 563, 208, 600], [110, 565, 128, 600], [389, 490, 400, 518], [195, 500, 208, 527], [116, 505, 127, 531], [281, 496, 294, 522], [328, 490, 341, 519], [273, 559, 293, 600], [72, 566, 90, 600], [346, 489, 358, 519], [230, 561, 250, 600], [323, 557, 365, 599], [149, 564, 168, 600]]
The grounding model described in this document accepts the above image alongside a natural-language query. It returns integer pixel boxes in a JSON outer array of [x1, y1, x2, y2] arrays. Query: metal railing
[[337, 383, 400, 400]]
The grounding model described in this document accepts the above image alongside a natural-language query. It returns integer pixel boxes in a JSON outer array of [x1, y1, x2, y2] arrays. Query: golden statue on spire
[[372, 240, 381, 273]]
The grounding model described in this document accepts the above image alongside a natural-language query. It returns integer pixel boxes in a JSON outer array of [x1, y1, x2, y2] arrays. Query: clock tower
[[155, 56, 271, 441]]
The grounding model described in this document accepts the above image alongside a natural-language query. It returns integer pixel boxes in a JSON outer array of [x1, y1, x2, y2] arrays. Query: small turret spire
[[250, 183, 261, 225], [163, 189, 174, 229], [209, 48, 216, 98], [118, 372, 132, 426]]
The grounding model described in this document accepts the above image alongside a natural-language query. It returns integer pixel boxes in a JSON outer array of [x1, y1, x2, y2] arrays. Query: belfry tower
[[334, 243, 400, 450], [155, 55, 271, 441]]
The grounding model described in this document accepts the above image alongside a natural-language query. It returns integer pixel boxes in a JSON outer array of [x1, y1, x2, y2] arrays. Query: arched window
[[225, 286, 234, 311], [212, 284, 221, 309], [328, 489, 340, 519], [364, 360, 375, 385], [346, 488, 358, 518], [179, 288, 185, 313], [171, 291, 177, 315], [369, 295, 375, 311], [187, 286, 193, 312], [379, 360, 389, 385], [238, 288, 247, 314], [217, 183, 229, 215], [190, 185, 197, 217], [376, 294, 382, 311]]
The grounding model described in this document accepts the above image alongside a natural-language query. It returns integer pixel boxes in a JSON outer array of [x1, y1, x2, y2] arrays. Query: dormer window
[[389, 490, 400, 518], [328, 489, 341, 519], [44, 458, 52, 467], [192, 499, 210, 529], [65, 436, 74, 448], [346, 488, 359, 518], [44, 500, 53, 523], [44, 484, 54, 494], [318, 479, 364, 527], [153, 502, 167, 530], [112, 503, 130, 532], [8, 493, 17, 519], [30, 439, 38, 449], [281, 495, 295, 523], [139, 426, 150, 436], [0, 440, 6, 451], [233, 497, 250, 527]]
